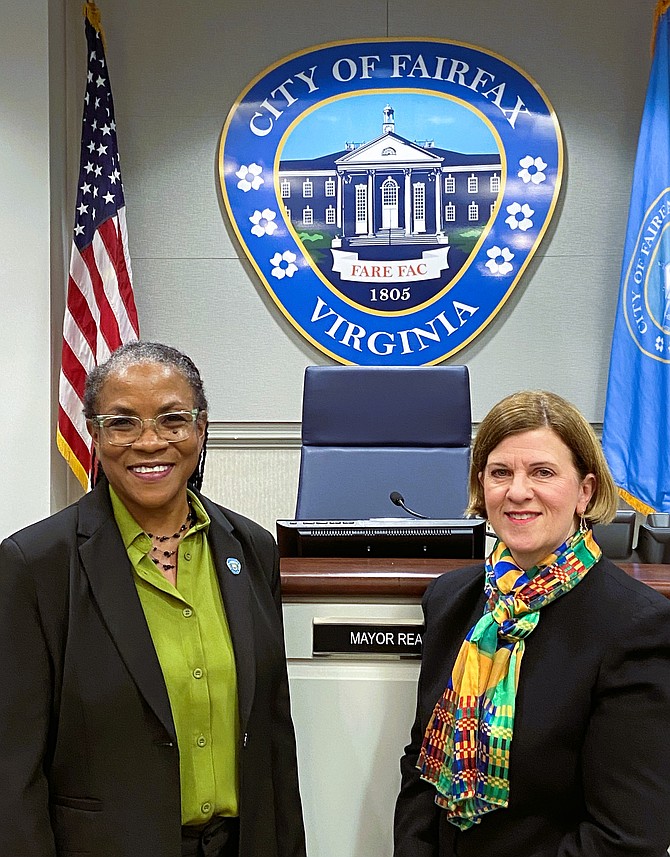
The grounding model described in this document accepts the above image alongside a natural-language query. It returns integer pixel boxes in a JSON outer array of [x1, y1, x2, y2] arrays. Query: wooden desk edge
[[280, 557, 670, 599]]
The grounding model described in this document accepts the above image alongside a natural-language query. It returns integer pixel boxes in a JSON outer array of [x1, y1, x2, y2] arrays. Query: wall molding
[[207, 421, 604, 449], [207, 421, 302, 449]]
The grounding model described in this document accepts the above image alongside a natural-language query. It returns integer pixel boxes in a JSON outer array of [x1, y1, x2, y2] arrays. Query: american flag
[[57, 2, 139, 489]]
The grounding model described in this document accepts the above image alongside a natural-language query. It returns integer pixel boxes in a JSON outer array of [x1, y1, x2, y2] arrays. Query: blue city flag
[[602, 0, 670, 514]]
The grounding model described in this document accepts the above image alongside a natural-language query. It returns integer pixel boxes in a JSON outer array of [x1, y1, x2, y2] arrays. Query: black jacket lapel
[[77, 485, 176, 740], [202, 498, 256, 730]]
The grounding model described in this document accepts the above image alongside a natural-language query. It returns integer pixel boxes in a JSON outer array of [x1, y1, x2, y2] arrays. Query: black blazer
[[0, 482, 306, 857], [394, 557, 670, 857]]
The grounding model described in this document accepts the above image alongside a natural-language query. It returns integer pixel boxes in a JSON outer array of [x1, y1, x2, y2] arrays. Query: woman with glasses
[[0, 341, 306, 857]]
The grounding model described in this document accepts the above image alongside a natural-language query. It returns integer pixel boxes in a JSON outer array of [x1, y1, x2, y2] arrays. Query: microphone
[[389, 491, 431, 520]]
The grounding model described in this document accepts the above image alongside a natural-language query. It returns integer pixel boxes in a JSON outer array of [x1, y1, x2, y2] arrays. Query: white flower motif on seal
[[505, 202, 535, 231], [249, 208, 278, 237], [270, 250, 298, 279], [518, 155, 547, 185], [656, 336, 665, 353], [485, 246, 515, 276], [236, 163, 264, 192]]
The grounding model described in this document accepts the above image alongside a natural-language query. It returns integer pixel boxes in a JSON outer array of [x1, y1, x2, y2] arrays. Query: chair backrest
[[636, 512, 670, 563], [295, 365, 472, 519], [592, 509, 636, 560]]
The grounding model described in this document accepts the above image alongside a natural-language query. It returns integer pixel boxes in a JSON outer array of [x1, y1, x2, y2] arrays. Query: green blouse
[[110, 486, 239, 825]]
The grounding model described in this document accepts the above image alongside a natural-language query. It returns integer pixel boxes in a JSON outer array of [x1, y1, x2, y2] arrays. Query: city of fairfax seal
[[219, 39, 562, 365]]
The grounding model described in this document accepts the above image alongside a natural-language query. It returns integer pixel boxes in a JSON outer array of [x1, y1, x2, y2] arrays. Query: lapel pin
[[226, 557, 242, 575]]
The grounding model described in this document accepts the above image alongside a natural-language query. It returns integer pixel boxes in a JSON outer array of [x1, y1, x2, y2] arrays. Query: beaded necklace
[[146, 504, 193, 572]]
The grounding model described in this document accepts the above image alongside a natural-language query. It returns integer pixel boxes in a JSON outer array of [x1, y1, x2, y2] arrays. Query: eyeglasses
[[91, 409, 201, 446]]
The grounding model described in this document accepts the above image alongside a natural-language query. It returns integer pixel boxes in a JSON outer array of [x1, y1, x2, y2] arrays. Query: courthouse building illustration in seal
[[278, 105, 502, 287]]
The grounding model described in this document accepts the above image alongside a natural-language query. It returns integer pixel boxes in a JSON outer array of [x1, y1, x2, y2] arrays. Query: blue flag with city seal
[[602, 1, 670, 514]]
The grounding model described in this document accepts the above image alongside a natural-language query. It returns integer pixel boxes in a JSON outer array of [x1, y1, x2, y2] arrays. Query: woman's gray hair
[[83, 341, 208, 418]]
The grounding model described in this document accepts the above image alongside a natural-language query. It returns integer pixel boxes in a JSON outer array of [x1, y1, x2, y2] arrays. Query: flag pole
[[83, 2, 106, 48]]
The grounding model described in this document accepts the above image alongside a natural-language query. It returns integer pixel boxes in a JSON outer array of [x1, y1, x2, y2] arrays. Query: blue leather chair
[[295, 365, 472, 520]]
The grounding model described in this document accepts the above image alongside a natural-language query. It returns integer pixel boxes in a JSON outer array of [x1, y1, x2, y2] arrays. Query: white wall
[[0, 0, 61, 536]]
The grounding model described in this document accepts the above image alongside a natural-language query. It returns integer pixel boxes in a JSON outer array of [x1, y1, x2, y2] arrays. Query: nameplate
[[312, 620, 424, 657]]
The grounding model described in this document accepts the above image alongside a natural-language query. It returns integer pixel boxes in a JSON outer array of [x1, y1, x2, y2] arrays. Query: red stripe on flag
[[61, 338, 88, 401], [80, 240, 123, 354], [58, 405, 92, 473], [66, 274, 98, 358], [98, 216, 140, 336]]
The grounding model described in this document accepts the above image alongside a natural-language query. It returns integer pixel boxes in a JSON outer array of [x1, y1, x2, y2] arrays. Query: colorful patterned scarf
[[416, 529, 601, 830]]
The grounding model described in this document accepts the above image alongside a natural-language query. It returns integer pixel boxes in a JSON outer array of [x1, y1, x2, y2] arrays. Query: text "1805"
[[370, 288, 411, 301]]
